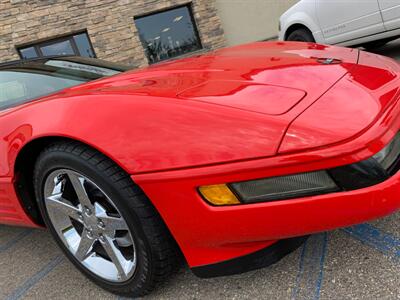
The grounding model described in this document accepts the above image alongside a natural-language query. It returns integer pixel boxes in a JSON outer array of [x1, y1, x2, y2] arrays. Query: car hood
[[23, 42, 400, 173], [36, 41, 379, 172], [279, 50, 400, 153], [86, 41, 359, 117]]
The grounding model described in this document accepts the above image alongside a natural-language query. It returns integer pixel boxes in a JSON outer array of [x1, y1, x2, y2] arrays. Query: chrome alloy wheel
[[43, 169, 136, 282]]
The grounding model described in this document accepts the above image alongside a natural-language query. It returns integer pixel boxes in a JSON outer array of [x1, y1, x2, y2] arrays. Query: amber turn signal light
[[198, 184, 240, 206]]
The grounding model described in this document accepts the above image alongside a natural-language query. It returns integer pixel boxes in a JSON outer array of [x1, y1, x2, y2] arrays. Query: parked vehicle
[[1, 42, 400, 296], [279, 0, 400, 49]]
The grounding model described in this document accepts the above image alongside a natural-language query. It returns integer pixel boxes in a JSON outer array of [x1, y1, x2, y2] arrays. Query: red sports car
[[1, 42, 400, 297]]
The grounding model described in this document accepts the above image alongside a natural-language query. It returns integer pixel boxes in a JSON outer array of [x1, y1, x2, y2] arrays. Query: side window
[[0, 71, 85, 108], [0, 78, 26, 103], [0, 57, 127, 110], [17, 32, 96, 59]]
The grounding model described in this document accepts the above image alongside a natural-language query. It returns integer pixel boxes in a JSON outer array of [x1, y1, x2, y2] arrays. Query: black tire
[[286, 28, 315, 42], [362, 40, 389, 51], [34, 141, 180, 297]]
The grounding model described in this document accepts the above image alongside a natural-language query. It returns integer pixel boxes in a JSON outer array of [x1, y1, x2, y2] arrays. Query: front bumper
[[133, 160, 400, 269]]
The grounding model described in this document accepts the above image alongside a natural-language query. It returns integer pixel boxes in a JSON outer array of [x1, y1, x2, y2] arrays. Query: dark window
[[73, 33, 96, 58], [17, 32, 96, 59], [40, 40, 75, 56], [0, 57, 129, 110], [135, 4, 202, 64], [19, 47, 38, 59]]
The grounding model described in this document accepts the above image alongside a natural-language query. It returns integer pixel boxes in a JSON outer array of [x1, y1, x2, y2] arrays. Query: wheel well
[[15, 136, 133, 225], [14, 137, 74, 225], [15, 136, 136, 225], [284, 23, 312, 40], [14, 137, 185, 262]]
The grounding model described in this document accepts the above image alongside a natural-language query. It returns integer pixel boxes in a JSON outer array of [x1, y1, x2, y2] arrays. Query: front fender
[[0, 93, 287, 177]]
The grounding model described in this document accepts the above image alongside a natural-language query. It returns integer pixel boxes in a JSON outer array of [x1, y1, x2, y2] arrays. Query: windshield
[[0, 57, 130, 110]]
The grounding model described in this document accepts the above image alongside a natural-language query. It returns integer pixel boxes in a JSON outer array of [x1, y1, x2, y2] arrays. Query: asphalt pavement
[[1, 39, 400, 300]]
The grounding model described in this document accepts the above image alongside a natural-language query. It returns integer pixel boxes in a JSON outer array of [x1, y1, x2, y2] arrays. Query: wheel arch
[[284, 23, 314, 40], [14, 136, 138, 226], [14, 136, 67, 225]]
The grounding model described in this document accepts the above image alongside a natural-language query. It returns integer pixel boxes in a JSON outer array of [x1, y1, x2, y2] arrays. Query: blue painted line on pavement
[[5, 255, 63, 300], [314, 234, 327, 299], [342, 223, 400, 259], [292, 233, 328, 300], [0, 229, 33, 253]]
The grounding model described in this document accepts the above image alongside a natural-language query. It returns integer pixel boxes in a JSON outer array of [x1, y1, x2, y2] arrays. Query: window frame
[[134, 3, 203, 64], [16, 31, 96, 59]]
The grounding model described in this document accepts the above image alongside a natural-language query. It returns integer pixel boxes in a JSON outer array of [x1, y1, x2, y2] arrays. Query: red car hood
[[30, 42, 400, 172], [279, 50, 400, 153], [89, 41, 359, 116]]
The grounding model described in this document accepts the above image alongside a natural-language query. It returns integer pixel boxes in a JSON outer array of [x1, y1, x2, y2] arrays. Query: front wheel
[[34, 141, 179, 297]]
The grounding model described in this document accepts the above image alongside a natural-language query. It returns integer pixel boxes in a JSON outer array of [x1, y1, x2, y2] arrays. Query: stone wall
[[0, 0, 226, 66]]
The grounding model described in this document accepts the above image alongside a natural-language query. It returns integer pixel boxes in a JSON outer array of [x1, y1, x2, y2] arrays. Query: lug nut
[[86, 230, 94, 239], [99, 234, 106, 243], [84, 206, 92, 215], [98, 220, 105, 229]]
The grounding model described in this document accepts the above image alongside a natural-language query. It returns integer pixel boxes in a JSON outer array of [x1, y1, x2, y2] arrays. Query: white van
[[279, 0, 400, 49]]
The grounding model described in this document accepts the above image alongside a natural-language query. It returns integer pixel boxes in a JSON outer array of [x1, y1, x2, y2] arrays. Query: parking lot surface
[[2, 39, 400, 300]]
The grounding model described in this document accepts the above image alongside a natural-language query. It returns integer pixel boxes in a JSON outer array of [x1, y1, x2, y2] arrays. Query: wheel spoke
[[45, 195, 81, 221], [66, 171, 93, 209], [101, 236, 128, 280], [101, 215, 129, 233], [75, 229, 94, 261], [95, 203, 129, 233]]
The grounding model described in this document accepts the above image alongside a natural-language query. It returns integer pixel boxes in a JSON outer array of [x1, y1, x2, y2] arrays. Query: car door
[[378, 0, 400, 30], [316, 0, 385, 44]]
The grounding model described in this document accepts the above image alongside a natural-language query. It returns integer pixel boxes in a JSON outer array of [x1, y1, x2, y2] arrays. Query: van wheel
[[286, 28, 315, 42], [363, 40, 389, 51]]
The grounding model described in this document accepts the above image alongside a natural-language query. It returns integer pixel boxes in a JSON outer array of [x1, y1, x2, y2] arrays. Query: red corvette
[[1, 41, 400, 296]]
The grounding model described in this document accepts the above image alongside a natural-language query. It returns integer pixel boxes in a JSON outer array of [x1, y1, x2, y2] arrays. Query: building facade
[[0, 0, 226, 66], [0, 0, 297, 66]]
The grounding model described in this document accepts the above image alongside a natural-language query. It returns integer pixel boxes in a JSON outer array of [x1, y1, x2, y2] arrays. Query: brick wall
[[0, 0, 226, 66]]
